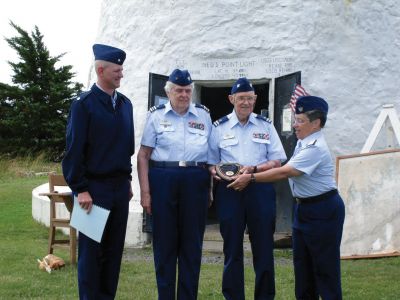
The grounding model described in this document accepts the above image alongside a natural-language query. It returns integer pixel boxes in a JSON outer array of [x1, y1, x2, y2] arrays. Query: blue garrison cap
[[168, 69, 193, 86], [231, 77, 254, 94], [92, 44, 126, 65], [295, 96, 329, 114]]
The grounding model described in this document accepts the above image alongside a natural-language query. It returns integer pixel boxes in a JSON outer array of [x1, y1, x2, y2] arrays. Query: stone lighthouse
[[87, 0, 400, 254]]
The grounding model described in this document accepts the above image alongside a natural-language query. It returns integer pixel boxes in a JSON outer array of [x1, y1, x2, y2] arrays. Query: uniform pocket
[[252, 137, 270, 144], [187, 126, 207, 146], [187, 126, 206, 136], [156, 126, 176, 146], [219, 138, 238, 148]]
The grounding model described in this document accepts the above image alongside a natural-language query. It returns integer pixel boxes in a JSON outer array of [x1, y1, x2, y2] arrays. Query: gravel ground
[[123, 246, 292, 266], [123, 225, 293, 266]]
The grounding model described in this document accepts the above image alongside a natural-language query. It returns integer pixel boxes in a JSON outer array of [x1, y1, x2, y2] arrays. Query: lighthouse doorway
[[198, 81, 271, 224], [198, 80, 270, 122], [144, 72, 301, 234]]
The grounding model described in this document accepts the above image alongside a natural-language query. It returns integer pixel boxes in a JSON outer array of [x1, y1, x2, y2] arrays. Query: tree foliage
[[0, 21, 83, 160]]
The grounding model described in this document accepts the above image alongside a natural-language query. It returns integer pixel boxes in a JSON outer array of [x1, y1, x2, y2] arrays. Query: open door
[[148, 73, 169, 108], [273, 71, 301, 233], [142, 73, 169, 233]]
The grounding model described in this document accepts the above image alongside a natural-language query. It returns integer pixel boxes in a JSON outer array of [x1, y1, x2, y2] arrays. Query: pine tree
[[0, 21, 83, 160]]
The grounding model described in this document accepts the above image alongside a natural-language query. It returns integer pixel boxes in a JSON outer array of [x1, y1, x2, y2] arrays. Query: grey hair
[[94, 60, 113, 74], [304, 110, 327, 128], [164, 81, 194, 93]]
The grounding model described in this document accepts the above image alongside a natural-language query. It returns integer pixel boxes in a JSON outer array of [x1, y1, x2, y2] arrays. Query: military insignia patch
[[213, 115, 229, 127], [253, 133, 270, 140], [149, 104, 165, 113], [188, 121, 205, 130], [195, 103, 210, 113], [255, 114, 272, 123]]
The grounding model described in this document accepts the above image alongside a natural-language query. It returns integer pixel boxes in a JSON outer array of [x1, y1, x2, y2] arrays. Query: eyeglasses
[[235, 96, 256, 103], [293, 117, 310, 125]]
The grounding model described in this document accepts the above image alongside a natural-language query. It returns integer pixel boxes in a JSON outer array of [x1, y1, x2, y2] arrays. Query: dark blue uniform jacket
[[62, 84, 135, 193]]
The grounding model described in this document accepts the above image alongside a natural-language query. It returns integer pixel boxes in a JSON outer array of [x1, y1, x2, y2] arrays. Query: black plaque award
[[216, 163, 242, 181]]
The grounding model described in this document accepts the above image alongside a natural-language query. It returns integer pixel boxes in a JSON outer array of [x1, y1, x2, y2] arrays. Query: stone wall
[[89, 0, 400, 246]]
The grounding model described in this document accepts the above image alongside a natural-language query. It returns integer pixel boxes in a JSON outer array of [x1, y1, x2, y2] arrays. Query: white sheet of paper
[[70, 196, 110, 243], [282, 107, 293, 133]]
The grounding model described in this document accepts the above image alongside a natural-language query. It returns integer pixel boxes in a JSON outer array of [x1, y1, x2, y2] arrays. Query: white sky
[[0, 0, 101, 86]]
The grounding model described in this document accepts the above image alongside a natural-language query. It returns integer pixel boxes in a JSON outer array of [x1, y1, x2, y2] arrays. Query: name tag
[[158, 120, 174, 132], [220, 138, 238, 148], [223, 133, 235, 140], [159, 120, 172, 127], [160, 126, 174, 132]]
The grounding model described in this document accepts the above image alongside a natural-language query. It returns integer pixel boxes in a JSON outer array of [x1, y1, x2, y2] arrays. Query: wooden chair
[[40, 174, 77, 264]]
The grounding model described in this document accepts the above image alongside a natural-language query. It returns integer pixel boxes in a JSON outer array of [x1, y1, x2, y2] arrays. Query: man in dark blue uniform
[[62, 44, 135, 300]]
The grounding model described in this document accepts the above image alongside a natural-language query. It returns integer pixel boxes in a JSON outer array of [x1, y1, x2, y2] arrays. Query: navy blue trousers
[[77, 178, 130, 300], [149, 166, 209, 300], [216, 181, 276, 300], [292, 193, 345, 300]]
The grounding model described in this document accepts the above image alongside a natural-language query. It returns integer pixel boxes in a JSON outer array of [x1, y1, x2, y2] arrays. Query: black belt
[[149, 160, 207, 168], [295, 189, 338, 204]]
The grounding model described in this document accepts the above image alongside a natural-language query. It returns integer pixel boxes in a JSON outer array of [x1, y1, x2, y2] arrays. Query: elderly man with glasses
[[208, 77, 287, 300]]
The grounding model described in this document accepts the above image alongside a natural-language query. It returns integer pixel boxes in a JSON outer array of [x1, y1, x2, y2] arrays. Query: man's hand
[[238, 165, 254, 174], [77, 191, 93, 214], [209, 165, 222, 181], [227, 174, 251, 191], [141, 192, 152, 215]]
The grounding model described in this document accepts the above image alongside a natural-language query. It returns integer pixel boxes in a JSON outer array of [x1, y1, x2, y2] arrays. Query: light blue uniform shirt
[[287, 130, 337, 197], [208, 111, 287, 166], [141, 102, 212, 162]]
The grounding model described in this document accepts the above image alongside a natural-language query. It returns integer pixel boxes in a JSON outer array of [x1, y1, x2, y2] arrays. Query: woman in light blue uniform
[[137, 69, 212, 300], [229, 95, 345, 300]]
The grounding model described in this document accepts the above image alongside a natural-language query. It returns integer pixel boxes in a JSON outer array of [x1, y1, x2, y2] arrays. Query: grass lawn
[[0, 158, 399, 299]]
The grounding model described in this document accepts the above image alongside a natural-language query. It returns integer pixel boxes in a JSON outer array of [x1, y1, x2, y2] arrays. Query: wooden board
[[336, 149, 400, 257]]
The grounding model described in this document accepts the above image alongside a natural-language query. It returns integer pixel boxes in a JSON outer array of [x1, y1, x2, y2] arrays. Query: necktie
[[111, 93, 117, 109]]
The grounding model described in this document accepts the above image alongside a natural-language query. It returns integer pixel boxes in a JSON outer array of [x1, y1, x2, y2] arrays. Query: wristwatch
[[250, 173, 256, 183]]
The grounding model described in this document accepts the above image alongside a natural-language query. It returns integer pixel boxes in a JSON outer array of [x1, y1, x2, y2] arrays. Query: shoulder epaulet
[[149, 104, 165, 113], [256, 114, 272, 123], [117, 92, 130, 103], [195, 103, 210, 113], [76, 90, 92, 102], [306, 139, 317, 147], [213, 116, 229, 127]]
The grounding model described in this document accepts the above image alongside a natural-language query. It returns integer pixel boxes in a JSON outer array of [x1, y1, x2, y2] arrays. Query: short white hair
[[164, 81, 194, 93], [94, 60, 113, 75]]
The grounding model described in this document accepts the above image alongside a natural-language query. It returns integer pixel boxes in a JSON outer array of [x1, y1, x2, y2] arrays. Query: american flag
[[290, 84, 309, 112]]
